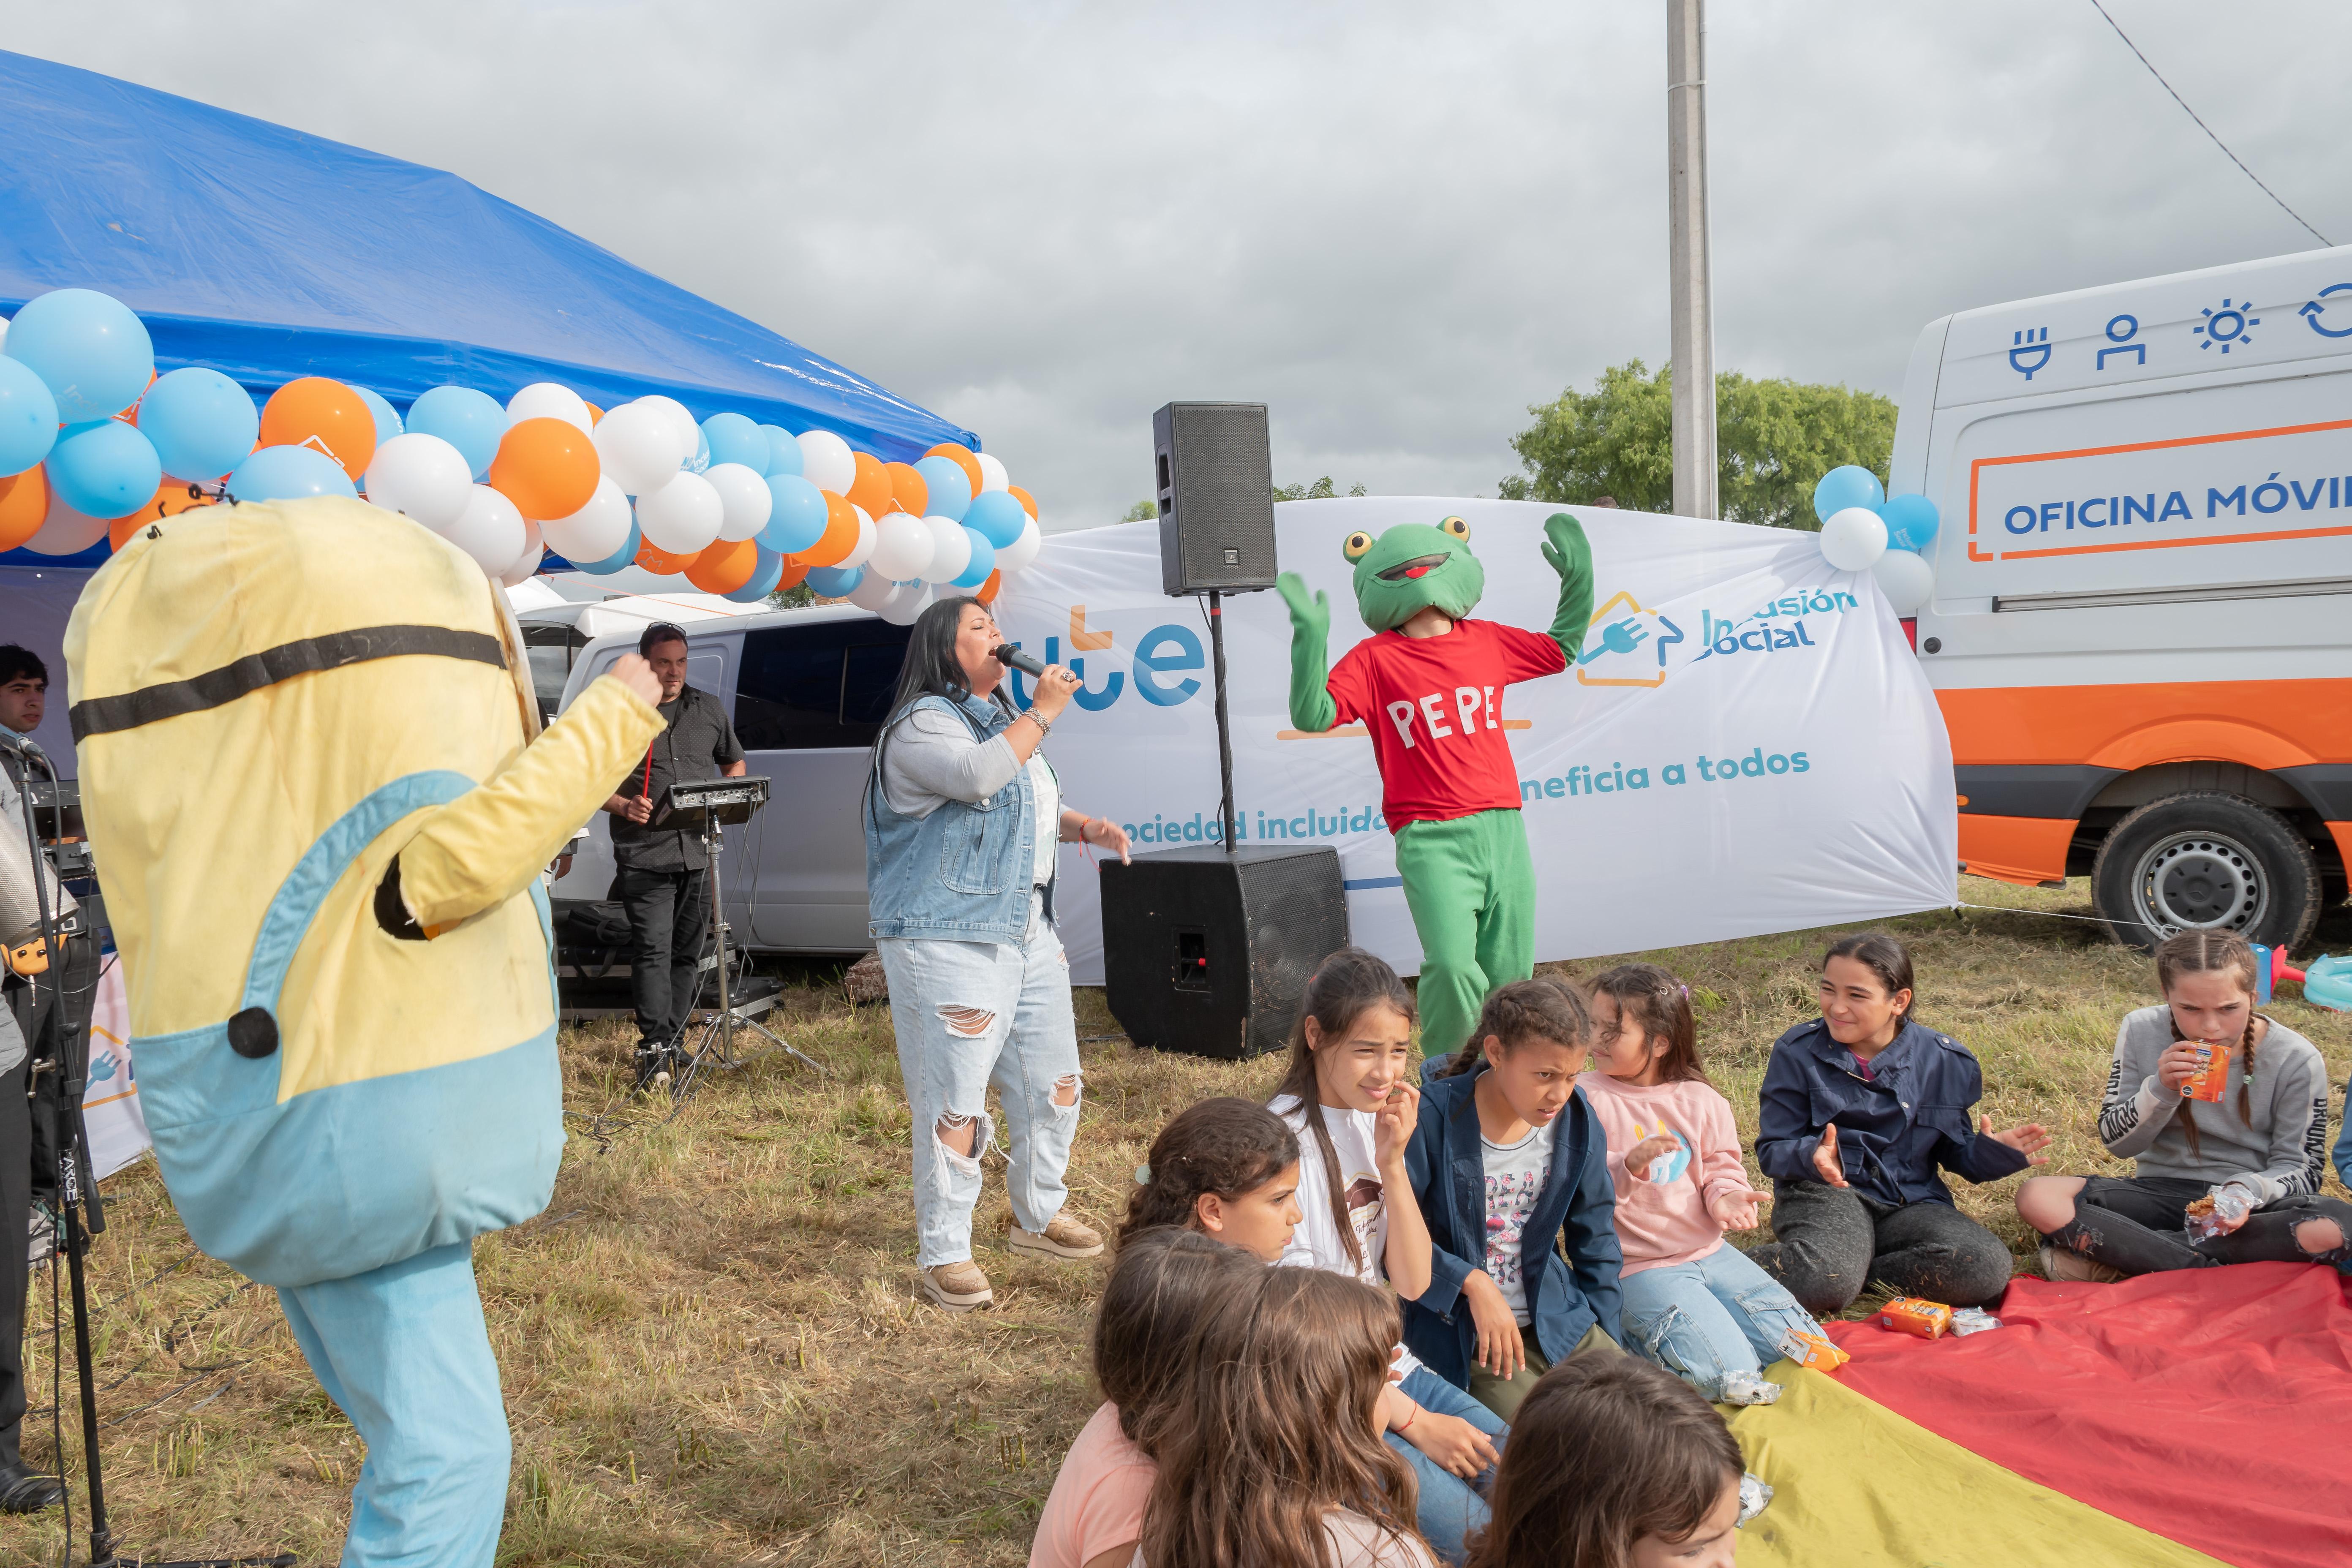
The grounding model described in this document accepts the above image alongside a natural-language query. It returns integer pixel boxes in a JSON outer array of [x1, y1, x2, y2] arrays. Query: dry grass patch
[[3, 877, 2346, 1564]]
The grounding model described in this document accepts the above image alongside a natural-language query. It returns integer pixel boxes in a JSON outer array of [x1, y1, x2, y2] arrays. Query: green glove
[[1540, 512, 1597, 666], [1275, 571, 1338, 733]]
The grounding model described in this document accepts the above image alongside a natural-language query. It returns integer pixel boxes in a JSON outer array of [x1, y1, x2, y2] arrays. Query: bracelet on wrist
[[1395, 1398, 1419, 1433]]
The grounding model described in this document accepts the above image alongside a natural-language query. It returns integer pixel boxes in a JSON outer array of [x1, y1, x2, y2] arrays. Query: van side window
[[735, 620, 913, 750]]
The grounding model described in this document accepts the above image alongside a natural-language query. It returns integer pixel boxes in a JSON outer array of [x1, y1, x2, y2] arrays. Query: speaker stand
[[1207, 588, 1238, 853]]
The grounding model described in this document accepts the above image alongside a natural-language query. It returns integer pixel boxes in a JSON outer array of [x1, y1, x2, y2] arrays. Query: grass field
[[5, 876, 2349, 1567]]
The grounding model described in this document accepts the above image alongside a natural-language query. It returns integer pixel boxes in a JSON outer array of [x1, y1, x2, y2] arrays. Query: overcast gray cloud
[[9, 1, 2348, 528]]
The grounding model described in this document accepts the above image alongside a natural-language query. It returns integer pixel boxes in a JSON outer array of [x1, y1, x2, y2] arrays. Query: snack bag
[[1949, 1307, 2002, 1336], [1873, 1296, 1955, 1339], [1778, 1326, 1851, 1371], [2185, 1184, 2254, 1241], [2182, 1040, 2230, 1102]]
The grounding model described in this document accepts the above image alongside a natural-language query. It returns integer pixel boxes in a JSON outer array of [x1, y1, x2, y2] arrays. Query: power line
[[2085, 0, 2333, 248]]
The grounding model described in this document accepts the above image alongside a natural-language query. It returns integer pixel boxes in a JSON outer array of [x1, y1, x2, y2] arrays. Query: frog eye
[[1440, 516, 1470, 541], [1342, 531, 1375, 562]]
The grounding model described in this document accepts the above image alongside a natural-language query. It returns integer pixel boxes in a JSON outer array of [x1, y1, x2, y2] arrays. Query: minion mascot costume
[[65, 495, 664, 1566], [1277, 513, 1593, 1063]]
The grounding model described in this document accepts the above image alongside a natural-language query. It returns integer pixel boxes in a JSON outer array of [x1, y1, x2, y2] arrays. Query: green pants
[[1394, 808, 1538, 1067], [1467, 1322, 1624, 1422]]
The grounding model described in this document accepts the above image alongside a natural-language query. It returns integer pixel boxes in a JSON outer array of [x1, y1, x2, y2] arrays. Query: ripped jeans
[[878, 893, 1082, 1269], [1620, 1243, 1824, 1401]]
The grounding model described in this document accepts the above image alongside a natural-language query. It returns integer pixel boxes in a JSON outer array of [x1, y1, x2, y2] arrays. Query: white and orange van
[[1894, 245, 2352, 949]]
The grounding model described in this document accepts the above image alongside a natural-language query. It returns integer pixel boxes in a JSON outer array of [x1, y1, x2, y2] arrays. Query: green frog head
[[1344, 516, 1484, 632]]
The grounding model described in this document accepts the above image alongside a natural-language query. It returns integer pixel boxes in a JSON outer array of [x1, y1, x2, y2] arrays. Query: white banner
[[997, 498, 1959, 986], [84, 958, 152, 1180]]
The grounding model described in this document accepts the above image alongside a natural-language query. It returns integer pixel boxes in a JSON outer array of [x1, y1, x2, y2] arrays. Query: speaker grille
[[1154, 402, 1277, 595]]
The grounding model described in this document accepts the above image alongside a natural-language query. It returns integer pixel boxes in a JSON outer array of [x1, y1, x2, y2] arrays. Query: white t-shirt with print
[[1270, 1094, 1423, 1379], [1482, 1119, 1555, 1326]]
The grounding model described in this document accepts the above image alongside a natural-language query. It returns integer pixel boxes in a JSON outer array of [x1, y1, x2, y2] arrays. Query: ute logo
[[1575, 591, 1684, 689]]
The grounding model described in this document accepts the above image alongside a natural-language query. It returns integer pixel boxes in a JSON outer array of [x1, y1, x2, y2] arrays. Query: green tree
[[1274, 477, 1369, 502], [768, 580, 817, 608], [1123, 500, 1159, 522], [1498, 359, 1894, 529]]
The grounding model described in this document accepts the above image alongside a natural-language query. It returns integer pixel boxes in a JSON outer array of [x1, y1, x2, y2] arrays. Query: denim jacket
[[1754, 1018, 2028, 1208], [1400, 1065, 1623, 1386], [863, 693, 1050, 946]]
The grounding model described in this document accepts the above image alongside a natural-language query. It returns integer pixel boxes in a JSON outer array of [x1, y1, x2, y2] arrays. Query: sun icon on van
[[2194, 298, 2259, 353]]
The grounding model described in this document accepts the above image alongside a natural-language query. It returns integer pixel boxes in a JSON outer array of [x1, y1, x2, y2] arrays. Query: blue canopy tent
[[0, 49, 979, 570]]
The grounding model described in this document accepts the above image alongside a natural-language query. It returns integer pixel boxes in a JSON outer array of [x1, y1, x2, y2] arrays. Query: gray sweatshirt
[[2096, 1004, 2330, 1203], [878, 706, 1060, 886]]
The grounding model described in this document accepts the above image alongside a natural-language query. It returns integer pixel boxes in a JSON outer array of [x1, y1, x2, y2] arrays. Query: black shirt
[[610, 684, 746, 873]]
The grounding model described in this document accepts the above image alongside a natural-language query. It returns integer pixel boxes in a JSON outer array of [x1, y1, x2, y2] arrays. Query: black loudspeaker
[[1153, 401, 1277, 596], [1100, 844, 1349, 1060]]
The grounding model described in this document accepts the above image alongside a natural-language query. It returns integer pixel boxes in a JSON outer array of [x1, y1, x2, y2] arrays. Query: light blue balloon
[[912, 455, 972, 523], [227, 443, 358, 504], [702, 411, 767, 471], [963, 489, 1027, 550], [759, 424, 801, 478], [139, 368, 259, 482], [1881, 493, 1940, 553], [48, 420, 162, 519], [951, 526, 995, 588], [405, 386, 507, 479], [724, 548, 787, 603], [0, 355, 60, 476], [687, 427, 711, 475], [575, 519, 641, 575], [761, 473, 830, 554], [3, 288, 154, 423], [351, 384, 403, 447], [1811, 465, 1885, 525], [804, 564, 864, 598]]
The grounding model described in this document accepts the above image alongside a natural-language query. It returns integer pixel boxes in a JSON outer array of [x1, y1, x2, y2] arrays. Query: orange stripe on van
[[1936, 681, 2352, 770], [1958, 815, 2076, 886]]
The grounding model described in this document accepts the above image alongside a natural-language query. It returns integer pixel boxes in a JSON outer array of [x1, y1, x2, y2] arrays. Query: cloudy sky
[[11, 1, 2349, 529]]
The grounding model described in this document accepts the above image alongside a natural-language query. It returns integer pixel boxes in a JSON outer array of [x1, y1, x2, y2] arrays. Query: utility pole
[[1666, 0, 1718, 519]]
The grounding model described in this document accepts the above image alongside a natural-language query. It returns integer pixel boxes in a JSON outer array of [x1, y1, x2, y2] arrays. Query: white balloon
[[975, 452, 1010, 493], [442, 485, 528, 577], [879, 579, 936, 626], [705, 462, 773, 542], [868, 510, 936, 581], [845, 569, 898, 610], [363, 432, 475, 532], [635, 469, 724, 554], [542, 474, 634, 563], [632, 395, 703, 468], [26, 492, 107, 555], [994, 516, 1042, 574], [796, 429, 857, 495], [921, 514, 971, 583], [505, 382, 593, 433], [1818, 506, 1889, 572], [500, 518, 544, 586], [592, 402, 687, 496], [1871, 545, 1936, 616], [841, 505, 877, 570]]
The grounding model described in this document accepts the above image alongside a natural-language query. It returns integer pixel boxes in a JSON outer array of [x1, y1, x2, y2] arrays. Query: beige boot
[[2038, 1243, 2125, 1284], [1009, 1212, 1105, 1260], [920, 1259, 994, 1311]]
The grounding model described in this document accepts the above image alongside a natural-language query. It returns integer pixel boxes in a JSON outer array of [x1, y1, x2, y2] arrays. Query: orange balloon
[[845, 451, 893, 517], [885, 461, 926, 518], [0, 468, 49, 552], [636, 538, 698, 574], [685, 537, 759, 594], [1008, 485, 1037, 520], [773, 561, 809, 592], [259, 377, 378, 479], [976, 569, 1003, 605], [926, 443, 984, 499], [488, 417, 601, 520], [794, 490, 860, 568], [109, 480, 219, 549], [585, 402, 604, 425]]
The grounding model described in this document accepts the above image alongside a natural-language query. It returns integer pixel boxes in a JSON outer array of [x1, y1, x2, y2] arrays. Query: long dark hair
[[1269, 947, 1416, 1275], [2155, 928, 2262, 1160], [869, 593, 996, 791], [1465, 1355, 1742, 1568], [1822, 931, 1916, 1031], [1589, 963, 1706, 1086], [1092, 1227, 1263, 1443], [1119, 1097, 1300, 1246], [1438, 975, 1593, 1077]]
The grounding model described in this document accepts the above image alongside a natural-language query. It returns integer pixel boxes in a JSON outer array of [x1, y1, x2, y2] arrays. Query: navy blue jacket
[[1400, 1065, 1623, 1387], [1755, 1018, 2029, 1207]]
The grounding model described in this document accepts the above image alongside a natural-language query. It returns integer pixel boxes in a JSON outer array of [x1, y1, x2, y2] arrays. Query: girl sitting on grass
[[1269, 947, 1507, 1565], [1749, 932, 2050, 1314], [1136, 1266, 1435, 1568], [1410, 977, 1624, 1421], [2016, 928, 2352, 1279], [1580, 963, 1826, 1406], [1463, 1354, 1745, 1568], [1119, 1095, 1303, 1261], [1031, 1228, 1263, 1568]]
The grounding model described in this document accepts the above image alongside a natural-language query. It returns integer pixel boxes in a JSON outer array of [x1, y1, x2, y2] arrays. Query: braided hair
[[1119, 1097, 1301, 1247], [2155, 928, 2262, 1161], [1437, 975, 1595, 1077]]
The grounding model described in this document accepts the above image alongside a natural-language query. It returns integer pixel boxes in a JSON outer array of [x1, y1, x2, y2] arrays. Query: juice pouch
[[1778, 1326, 1851, 1371], [1873, 1297, 1954, 1339], [2183, 1041, 2230, 1102]]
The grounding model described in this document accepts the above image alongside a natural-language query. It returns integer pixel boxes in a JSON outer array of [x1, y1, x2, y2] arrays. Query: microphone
[[0, 730, 44, 762], [991, 643, 1047, 679]]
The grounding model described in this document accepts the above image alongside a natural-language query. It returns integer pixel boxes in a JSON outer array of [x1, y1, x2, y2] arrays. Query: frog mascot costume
[[65, 495, 665, 1567], [1277, 512, 1594, 1064]]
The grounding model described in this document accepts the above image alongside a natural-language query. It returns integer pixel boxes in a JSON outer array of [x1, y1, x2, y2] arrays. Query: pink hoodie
[[1576, 1072, 1761, 1275]]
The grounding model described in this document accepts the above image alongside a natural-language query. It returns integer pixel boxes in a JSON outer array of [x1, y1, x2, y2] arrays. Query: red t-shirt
[[1323, 619, 1566, 829]]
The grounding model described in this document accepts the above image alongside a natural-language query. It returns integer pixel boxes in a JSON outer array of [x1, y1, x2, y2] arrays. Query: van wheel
[[2091, 792, 2320, 952]]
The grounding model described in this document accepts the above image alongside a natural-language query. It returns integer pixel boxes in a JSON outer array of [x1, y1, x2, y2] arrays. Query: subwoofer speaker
[[1099, 844, 1348, 1060], [1152, 401, 1277, 596]]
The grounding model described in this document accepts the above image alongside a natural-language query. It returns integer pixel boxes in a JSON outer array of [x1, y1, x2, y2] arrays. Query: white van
[[1893, 244, 2352, 947]]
